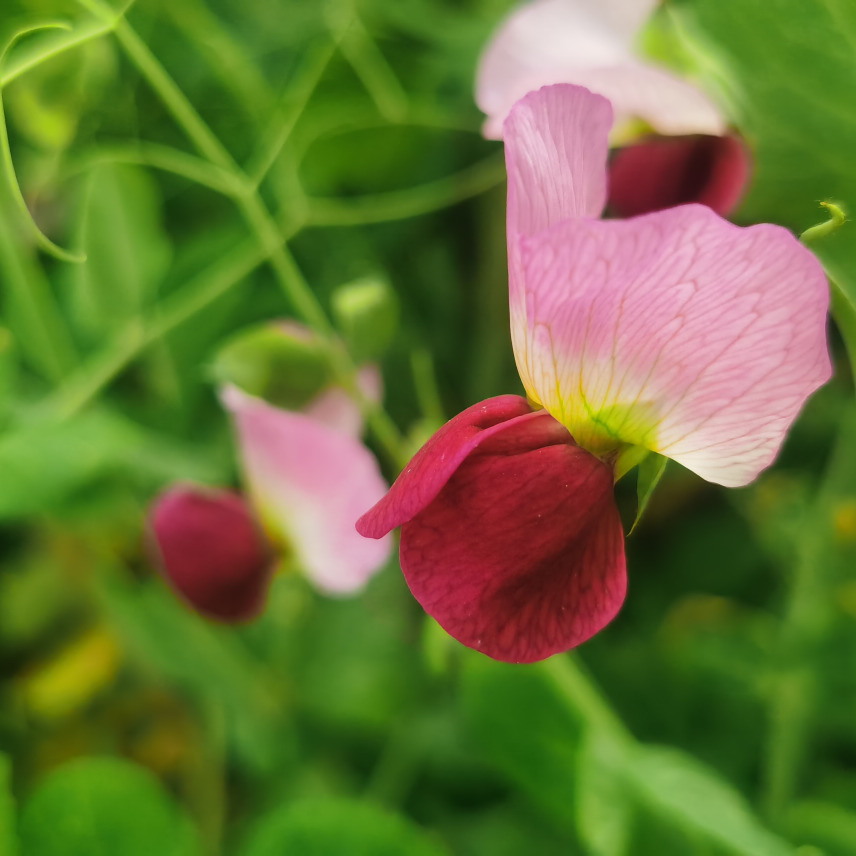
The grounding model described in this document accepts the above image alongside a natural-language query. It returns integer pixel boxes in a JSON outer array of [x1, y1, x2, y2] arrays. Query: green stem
[[44, 240, 269, 419], [101, 12, 408, 464], [332, 8, 408, 123], [66, 142, 243, 196], [541, 654, 632, 746], [305, 151, 506, 226], [246, 38, 338, 188]]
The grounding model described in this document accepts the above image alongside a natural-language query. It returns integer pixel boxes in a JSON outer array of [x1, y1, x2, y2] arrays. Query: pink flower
[[476, 0, 725, 141], [357, 84, 830, 663], [475, 0, 750, 217], [221, 378, 393, 596], [607, 134, 750, 218], [149, 332, 393, 622]]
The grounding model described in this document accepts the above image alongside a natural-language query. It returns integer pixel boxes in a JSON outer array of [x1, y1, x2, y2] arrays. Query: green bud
[[331, 275, 399, 364], [210, 323, 335, 410]]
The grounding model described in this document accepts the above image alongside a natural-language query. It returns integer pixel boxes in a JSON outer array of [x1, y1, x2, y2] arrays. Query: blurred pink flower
[[221, 370, 392, 596], [476, 0, 750, 217], [607, 133, 750, 218], [358, 84, 830, 663], [149, 335, 392, 621], [476, 0, 725, 141]]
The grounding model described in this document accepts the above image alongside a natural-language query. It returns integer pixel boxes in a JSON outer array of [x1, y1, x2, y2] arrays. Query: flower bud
[[148, 485, 272, 622]]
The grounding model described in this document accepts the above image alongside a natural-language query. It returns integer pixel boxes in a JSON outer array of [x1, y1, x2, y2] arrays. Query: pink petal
[[302, 366, 382, 437], [476, 0, 723, 140], [515, 203, 831, 487], [608, 134, 751, 218], [357, 395, 547, 538], [222, 385, 392, 594], [148, 485, 272, 622], [398, 410, 626, 663], [504, 84, 612, 405]]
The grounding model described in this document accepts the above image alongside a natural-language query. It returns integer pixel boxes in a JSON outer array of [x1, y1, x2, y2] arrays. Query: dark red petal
[[607, 134, 750, 218], [400, 425, 626, 664], [357, 395, 550, 539], [148, 485, 273, 622]]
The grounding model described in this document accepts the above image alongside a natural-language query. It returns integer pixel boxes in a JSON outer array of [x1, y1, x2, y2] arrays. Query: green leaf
[[671, 0, 856, 357], [0, 409, 223, 520], [631, 453, 668, 535], [460, 656, 586, 834], [240, 797, 448, 856], [629, 746, 791, 856], [786, 800, 856, 856], [575, 730, 633, 856], [0, 755, 18, 856], [70, 163, 171, 337], [19, 757, 200, 856]]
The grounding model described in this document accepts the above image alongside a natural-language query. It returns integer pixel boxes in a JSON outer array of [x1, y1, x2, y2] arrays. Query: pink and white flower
[[357, 84, 830, 664], [476, 0, 725, 141], [149, 332, 393, 622]]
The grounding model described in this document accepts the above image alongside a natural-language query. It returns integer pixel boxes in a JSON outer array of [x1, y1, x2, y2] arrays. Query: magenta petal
[[357, 395, 548, 538], [608, 134, 751, 218], [399, 420, 626, 664], [148, 485, 272, 622]]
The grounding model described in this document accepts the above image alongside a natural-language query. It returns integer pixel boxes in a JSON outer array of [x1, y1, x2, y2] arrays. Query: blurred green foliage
[[0, 0, 854, 854]]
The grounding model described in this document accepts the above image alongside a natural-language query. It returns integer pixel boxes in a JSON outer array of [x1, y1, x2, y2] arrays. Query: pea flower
[[357, 84, 830, 663], [476, 0, 724, 140], [476, 0, 750, 217], [149, 328, 393, 622]]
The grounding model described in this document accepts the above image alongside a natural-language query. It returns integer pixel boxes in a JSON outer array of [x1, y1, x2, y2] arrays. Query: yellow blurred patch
[[18, 626, 121, 721], [833, 500, 856, 543]]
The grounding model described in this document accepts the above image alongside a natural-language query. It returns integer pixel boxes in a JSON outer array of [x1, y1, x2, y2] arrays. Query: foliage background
[[0, 0, 855, 853]]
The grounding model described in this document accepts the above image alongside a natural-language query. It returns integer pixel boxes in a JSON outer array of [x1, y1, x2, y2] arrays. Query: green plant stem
[[246, 38, 338, 188], [84, 4, 410, 466], [542, 653, 632, 746], [66, 142, 243, 195], [331, 8, 408, 122], [161, 0, 275, 120], [306, 151, 507, 226], [0, 196, 79, 381]]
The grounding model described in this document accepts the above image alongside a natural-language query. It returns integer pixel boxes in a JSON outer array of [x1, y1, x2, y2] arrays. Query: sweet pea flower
[[476, 0, 750, 217], [357, 84, 830, 664], [476, 0, 725, 141], [221, 371, 393, 596], [149, 332, 393, 622]]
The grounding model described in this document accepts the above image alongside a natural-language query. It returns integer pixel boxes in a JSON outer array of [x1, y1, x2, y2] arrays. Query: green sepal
[[331, 275, 399, 364], [210, 323, 335, 410], [630, 453, 668, 535]]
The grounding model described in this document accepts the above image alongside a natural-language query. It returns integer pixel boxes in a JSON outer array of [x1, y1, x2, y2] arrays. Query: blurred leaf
[[331, 274, 399, 364], [17, 625, 120, 722], [98, 575, 293, 777], [672, 0, 856, 310], [240, 797, 448, 856], [18, 757, 200, 856], [575, 730, 632, 856], [785, 800, 856, 856], [460, 656, 585, 835], [70, 163, 171, 337], [629, 746, 791, 856], [0, 410, 223, 520], [0, 755, 17, 856]]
